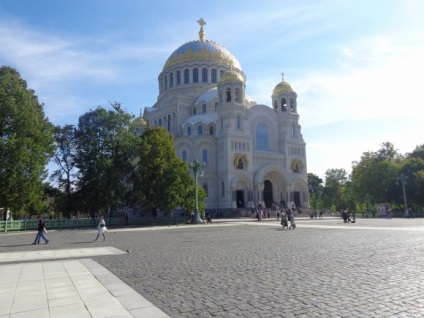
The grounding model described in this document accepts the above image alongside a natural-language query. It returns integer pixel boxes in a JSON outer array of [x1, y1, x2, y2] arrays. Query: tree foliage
[[307, 173, 323, 210], [74, 103, 138, 216], [351, 142, 401, 208], [400, 145, 424, 209], [132, 127, 195, 215], [50, 125, 77, 217], [323, 168, 349, 211], [0, 66, 55, 219]]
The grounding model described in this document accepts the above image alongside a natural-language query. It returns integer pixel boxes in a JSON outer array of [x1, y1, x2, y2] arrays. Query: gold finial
[[197, 18, 206, 42]]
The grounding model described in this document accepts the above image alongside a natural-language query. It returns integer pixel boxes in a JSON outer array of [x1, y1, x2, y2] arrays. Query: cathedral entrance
[[236, 190, 244, 208], [294, 191, 301, 208], [263, 180, 273, 208]]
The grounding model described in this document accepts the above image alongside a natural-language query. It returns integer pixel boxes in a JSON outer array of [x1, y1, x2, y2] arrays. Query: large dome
[[163, 40, 241, 71]]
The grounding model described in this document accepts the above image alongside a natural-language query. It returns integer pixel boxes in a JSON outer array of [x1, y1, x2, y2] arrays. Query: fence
[[0, 215, 190, 233]]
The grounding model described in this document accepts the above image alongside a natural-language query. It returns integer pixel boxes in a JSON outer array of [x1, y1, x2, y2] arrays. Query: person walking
[[258, 209, 263, 222], [94, 215, 108, 241], [280, 210, 288, 229], [288, 209, 296, 229], [33, 216, 49, 244]]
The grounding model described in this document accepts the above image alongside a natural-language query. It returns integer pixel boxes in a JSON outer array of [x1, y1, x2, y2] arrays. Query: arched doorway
[[263, 180, 273, 208], [236, 190, 244, 208]]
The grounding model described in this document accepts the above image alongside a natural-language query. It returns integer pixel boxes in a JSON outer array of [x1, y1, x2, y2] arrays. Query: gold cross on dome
[[197, 18, 206, 27], [197, 18, 206, 41]]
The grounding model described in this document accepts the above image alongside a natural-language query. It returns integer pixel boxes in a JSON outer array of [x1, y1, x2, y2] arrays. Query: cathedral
[[135, 19, 308, 216]]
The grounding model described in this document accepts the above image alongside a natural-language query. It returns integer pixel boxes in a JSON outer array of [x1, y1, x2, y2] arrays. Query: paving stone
[[2, 218, 424, 317]]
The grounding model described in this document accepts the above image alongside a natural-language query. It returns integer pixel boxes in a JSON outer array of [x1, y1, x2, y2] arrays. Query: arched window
[[158, 118, 162, 127], [176, 71, 181, 85], [226, 88, 231, 102], [290, 98, 296, 112], [273, 100, 277, 110], [198, 125, 203, 135], [193, 68, 199, 83], [184, 69, 189, 84], [237, 158, 244, 169], [235, 88, 240, 102], [164, 76, 168, 90], [237, 116, 241, 129], [202, 182, 208, 197], [167, 114, 171, 131], [281, 98, 287, 111], [211, 69, 217, 83], [209, 126, 214, 135], [188, 126, 192, 136], [220, 70, 225, 77], [182, 150, 187, 162], [202, 68, 208, 83], [256, 123, 269, 150], [202, 149, 208, 166], [202, 104, 206, 113], [215, 102, 218, 111], [292, 124, 296, 136], [169, 73, 174, 88], [221, 182, 225, 197]]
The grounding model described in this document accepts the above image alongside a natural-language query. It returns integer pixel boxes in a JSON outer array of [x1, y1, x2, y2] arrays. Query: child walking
[[94, 215, 108, 241]]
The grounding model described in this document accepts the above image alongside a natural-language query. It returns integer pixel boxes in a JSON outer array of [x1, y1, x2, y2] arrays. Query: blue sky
[[0, 0, 423, 179]]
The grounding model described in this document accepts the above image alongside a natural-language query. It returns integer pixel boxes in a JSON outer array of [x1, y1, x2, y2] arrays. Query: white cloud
[[296, 32, 424, 128]]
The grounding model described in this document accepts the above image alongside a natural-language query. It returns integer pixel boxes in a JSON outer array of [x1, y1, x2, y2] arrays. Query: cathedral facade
[[139, 20, 308, 216]]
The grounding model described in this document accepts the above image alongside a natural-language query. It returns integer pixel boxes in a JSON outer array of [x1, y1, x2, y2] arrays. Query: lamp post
[[189, 160, 204, 223], [396, 173, 409, 217]]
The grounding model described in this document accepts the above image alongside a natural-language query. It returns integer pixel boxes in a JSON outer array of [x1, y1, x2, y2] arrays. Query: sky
[[0, 0, 423, 180]]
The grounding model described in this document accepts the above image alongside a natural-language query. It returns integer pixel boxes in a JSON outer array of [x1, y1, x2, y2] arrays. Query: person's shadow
[[0, 243, 37, 247]]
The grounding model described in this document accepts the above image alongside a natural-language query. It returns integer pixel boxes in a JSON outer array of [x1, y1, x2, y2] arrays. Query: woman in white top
[[94, 215, 108, 241]]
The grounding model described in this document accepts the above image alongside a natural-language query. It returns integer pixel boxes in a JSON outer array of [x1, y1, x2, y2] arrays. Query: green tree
[[181, 182, 207, 218], [307, 173, 323, 210], [323, 168, 348, 211], [351, 142, 400, 208], [0, 66, 55, 219], [74, 103, 137, 216], [50, 125, 77, 217], [132, 127, 194, 215], [321, 186, 336, 211], [399, 145, 424, 210]]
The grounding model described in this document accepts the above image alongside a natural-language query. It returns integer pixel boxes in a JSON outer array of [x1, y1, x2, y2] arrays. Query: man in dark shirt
[[32, 216, 49, 244]]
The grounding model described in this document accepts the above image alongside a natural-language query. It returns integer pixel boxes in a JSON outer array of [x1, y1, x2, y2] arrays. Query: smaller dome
[[273, 73, 295, 95], [181, 113, 218, 127], [131, 116, 148, 127], [195, 87, 218, 105], [219, 70, 244, 84]]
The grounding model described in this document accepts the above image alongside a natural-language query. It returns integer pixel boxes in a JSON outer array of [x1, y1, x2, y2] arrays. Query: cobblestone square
[[1, 217, 424, 317]]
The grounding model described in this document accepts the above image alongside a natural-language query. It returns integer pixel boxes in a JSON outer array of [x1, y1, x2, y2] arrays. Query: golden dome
[[131, 116, 147, 127], [163, 40, 241, 71], [218, 70, 244, 83], [273, 73, 295, 95], [163, 19, 241, 71]]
